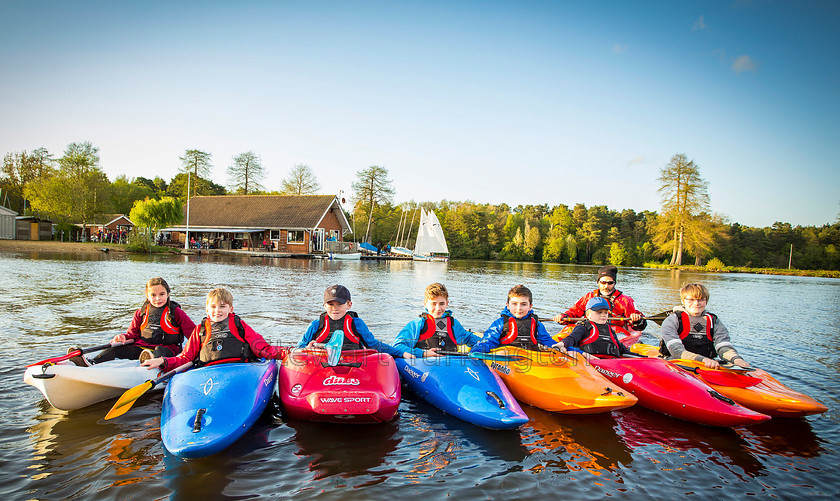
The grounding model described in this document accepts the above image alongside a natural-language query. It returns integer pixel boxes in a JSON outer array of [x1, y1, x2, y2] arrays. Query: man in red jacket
[[553, 265, 647, 332]]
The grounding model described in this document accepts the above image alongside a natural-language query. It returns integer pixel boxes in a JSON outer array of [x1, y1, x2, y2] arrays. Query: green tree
[[352, 165, 395, 243], [167, 172, 226, 200], [109, 175, 155, 214], [1, 148, 55, 213], [280, 164, 320, 195], [227, 151, 264, 194], [129, 197, 183, 248], [654, 153, 711, 265], [609, 242, 627, 265]]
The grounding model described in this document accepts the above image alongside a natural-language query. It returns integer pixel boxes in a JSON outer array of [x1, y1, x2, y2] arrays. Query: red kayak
[[279, 349, 400, 423], [588, 355, 771, 427]]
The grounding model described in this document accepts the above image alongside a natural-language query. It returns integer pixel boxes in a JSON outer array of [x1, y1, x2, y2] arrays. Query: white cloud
[[627, 156, 645, 166], [613, 44, 628, 54], [692, 15, 707, 31], [732, 55, 758, 73]]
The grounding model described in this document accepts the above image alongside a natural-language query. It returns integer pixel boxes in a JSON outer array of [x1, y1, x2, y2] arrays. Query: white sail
[[413, 208, 449, 261]]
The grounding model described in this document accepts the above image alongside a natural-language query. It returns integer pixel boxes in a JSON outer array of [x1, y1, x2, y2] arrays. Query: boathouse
[[162, 195, 351, 254], [15, 216, 53, 240]]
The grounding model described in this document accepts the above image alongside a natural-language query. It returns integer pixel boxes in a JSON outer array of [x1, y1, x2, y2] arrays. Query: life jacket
[[314, 311, 365, 351], [197, 314, 255, 366], [659, 311, 718, 359], [499, 313, 540, 349], [578, 320, 622, 357], [415, 313, 458, 350], [139, 301, 182, 346]]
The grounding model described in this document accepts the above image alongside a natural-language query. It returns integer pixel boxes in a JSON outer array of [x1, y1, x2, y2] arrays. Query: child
[[658, 283, 750, 369], [393, 283, 482, 357], [142, 287, 288, 371], [68, 277, 196, 366], [471, 285, 561, 353], [297, 284, 411, 358], [554, 297, 631, 357]]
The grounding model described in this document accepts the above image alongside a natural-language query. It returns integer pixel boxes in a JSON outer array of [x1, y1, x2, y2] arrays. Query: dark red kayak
[[588, 356, 771, 428]]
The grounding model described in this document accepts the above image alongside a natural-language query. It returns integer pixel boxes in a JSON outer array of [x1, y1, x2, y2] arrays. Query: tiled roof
[[185, 195, 338, 228]]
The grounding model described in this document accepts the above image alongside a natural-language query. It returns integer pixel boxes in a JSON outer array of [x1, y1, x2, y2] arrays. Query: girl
[[69, 278, 196, 366]]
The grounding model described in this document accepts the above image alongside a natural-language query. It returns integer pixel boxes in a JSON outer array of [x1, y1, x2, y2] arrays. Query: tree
[[227, 151, 264, 194], [1, 148, 55, 213], [26, 142, 110, 236], [352, 165, 395, 243], [129, 197, 183, 248], [167, 172, 226, 200], [179, 149, 213, 199], [654, 153, 711, 265], [109, 175, 155, 214], [280, 164, 320, 195]]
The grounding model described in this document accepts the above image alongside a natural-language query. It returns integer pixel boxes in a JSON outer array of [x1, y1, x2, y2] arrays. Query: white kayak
[[24, 359, 163, 411]]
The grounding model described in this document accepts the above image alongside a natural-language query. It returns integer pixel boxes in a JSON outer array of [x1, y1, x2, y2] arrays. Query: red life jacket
[[139, 301, 182, 345], [415, 313, 457, 350], [197, 314, 254, 366], [314, 311, 364, 350], [659, 311, 718, 359], [499, 314, 539, 349], [579, 320, 622, 357]]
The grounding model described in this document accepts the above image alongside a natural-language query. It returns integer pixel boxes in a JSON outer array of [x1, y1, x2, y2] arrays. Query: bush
[[706, 257, 726, 271]]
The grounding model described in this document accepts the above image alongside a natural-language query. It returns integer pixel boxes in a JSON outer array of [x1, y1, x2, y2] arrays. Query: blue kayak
[[161, 359, 277, 458], [395, 355, 528, 429]]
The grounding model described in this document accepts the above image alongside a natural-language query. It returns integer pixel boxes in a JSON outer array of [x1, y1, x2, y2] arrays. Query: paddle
[[552, 310, 673, 326], [104, 361, 193, 420], [674, 363, 761, 388], [27, 339, 136, 367], [436, 350, 527, 363], [325, 329, 344, 366]]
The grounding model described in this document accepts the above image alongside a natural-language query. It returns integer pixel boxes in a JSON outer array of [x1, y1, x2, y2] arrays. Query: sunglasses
[[598, 280, 615, 285]]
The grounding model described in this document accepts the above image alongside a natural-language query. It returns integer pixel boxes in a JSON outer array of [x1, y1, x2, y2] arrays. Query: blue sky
[[1, 0, 838, 227]]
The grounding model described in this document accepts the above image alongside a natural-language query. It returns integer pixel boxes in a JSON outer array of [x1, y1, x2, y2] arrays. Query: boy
[[471, 284, 561, 353], [297, 284, 411, 358], [393, 283, 482, 358], [554, 297, 631, 357], [658, 283, 750, 369], [553, 265, 647, 332], [142, 287, 288, 371]]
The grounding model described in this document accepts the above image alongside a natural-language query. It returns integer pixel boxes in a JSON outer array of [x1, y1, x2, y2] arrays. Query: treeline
[[348, 201, 840, 271]]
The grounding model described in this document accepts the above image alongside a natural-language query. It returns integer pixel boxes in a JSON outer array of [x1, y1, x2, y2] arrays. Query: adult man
[[553, 265, 647, 332]]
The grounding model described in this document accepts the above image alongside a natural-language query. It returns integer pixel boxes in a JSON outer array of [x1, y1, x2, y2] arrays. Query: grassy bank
[[643, 262, 840, 278]]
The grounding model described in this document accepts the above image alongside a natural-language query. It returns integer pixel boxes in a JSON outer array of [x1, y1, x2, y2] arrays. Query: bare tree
[[280, 164, 320, 195], [179, 149, 213, 198], [227, 151, 264, 194], [654, 153, 711, 265], [352, 165, 395, 243]]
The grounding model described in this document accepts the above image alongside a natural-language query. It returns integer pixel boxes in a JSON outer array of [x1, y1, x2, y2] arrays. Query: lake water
[[1, 250, 839, 499]]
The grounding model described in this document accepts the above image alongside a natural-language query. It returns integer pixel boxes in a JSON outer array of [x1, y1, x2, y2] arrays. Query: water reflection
[[736, 418, 824, 458]]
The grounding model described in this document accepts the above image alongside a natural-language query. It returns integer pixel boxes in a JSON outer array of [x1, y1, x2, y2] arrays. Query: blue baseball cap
[[585, 297, 610, 311]]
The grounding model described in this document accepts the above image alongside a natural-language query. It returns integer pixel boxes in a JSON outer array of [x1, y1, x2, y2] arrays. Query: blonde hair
[[680, 283, 710, 301], [507, 284, 533, 304], [206, 287, 234, 307], [145, 277, 170, 295], [425, 283, 449, 301]]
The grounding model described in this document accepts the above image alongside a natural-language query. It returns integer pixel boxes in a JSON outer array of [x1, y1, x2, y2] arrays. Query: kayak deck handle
[[193, 408, 206, 433], [32, 364, 57, 379], [708, 390, 736, 406], [320, 362, 362, 368], [486, 391, 506, 409]]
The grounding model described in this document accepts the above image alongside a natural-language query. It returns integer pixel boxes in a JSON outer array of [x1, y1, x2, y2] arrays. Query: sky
[[1, 0, 838, 228]]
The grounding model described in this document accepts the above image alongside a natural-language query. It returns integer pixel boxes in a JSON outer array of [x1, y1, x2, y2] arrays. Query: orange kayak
[[631, 343, 828, 418], [486, 346, 637, 414]]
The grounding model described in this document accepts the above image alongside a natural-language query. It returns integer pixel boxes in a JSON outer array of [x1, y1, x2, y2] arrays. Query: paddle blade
[[696, 368, 761, 388], [325, 329, 344, 366], [104, 380, 153, 420]]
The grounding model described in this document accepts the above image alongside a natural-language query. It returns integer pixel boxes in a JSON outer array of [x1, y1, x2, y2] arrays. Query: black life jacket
[[139, 301, 182, 346], [415, 313, 457, 350], [659, 311, 718, 359], [578, 320, 622, 357], [314, 311, 365, 351], [499, 313, 540, 349], [197, 314, 255, 366]]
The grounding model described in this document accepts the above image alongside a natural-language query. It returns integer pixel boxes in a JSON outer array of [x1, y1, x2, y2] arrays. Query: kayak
[[630, 343, 827, 418], [556, 323, 641, 348], [24, 359, 161, 411], [395, 355, 529, 429], [485, 347, 638, 414], [160, 359, 277, 458], [279, 349, 400, 423], [587, 355, 771, 427]]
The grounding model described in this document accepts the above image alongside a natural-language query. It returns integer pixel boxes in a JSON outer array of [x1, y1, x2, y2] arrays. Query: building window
[[287, 230, 305, 244], [329, 230, 340, 241], [270, 230, 280, 240]]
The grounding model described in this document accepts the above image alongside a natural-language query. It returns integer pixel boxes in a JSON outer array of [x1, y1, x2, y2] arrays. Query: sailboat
[[413, 208, 449, 262]]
